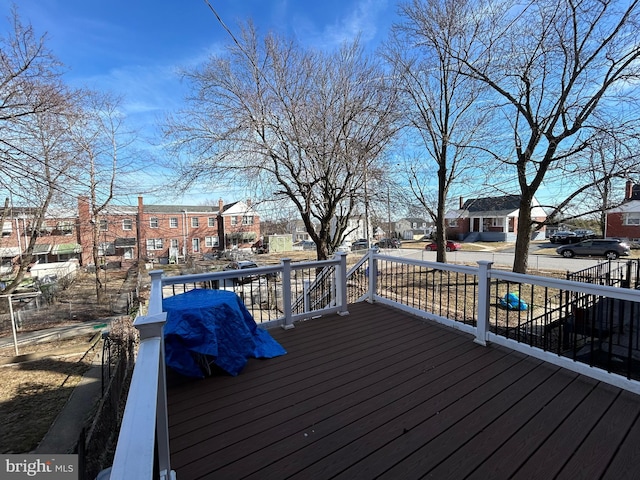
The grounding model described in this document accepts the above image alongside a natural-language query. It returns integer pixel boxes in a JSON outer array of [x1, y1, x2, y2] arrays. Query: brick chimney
[[218, 198, 224, 213], [459, 197, 464, 209], [626, 180, 634, 200]]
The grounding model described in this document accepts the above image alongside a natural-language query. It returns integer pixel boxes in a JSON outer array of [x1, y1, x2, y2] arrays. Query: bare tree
[[70, 91, 136, 303], [165, 23, 400, 260], [447, 0, 640, 273], [0, 96, 78, 295], [385, 0, 492, 262], [0, 8, 71, 294]]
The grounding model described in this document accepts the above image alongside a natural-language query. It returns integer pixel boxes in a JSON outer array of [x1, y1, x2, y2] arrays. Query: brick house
[[1, 196, 260, 272], [78, 196, 261, 266], [445, 194, 547, 242], [1, 207, 83, 273], [605, 181, 640, 243]]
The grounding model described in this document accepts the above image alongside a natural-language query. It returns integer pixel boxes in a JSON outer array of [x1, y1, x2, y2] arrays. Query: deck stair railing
[[566, 259, 635, 288]]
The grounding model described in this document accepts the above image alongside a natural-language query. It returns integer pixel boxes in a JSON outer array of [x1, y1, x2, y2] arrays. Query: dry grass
[[0, 334, 98, 453]]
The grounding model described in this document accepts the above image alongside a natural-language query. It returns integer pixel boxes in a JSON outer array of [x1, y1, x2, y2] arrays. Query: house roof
[[462, 195, 521, 213], [608, 199, 640, 213], [143, 205, 220, 214], [458, 194, 547, 218]]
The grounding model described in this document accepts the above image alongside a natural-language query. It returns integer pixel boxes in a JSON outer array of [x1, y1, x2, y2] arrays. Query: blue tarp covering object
[[500, 292, 528, 311], [162, 289, 287, 378]]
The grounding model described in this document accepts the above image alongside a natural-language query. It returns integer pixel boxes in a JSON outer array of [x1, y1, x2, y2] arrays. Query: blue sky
[[1, 0, 397, 205]]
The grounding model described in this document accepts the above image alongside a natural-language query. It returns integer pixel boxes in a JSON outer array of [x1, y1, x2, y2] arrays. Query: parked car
[[556, 239, 631, 260], [223, 260, 260, 284], [377, 238, 402, 248], [425, 240, 462, 252], [351, 239, 370, 250], [573, 229, 596, 239], [549, 231, 579, 244]]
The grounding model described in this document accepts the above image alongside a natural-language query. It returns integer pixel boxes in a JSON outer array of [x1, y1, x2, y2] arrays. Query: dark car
[[377, 238, 402, 248], [351, 239, 370, 250], [425, 240, 462, 252], [549, 231, 579, 244], [223, 260, 259, 284], [556, 239, 631, 260], [573, 229, 596, 239]]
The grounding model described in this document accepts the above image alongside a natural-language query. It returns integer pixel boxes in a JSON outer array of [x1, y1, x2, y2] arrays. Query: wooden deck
[[167, 302, 640, 479]]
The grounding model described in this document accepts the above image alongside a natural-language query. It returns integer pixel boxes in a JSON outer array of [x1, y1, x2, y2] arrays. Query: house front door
[[473, 218, 480, 232]]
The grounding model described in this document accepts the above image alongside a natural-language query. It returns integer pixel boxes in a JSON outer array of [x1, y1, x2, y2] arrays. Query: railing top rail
[[492, 268, 640, 302], [374, 253, 478, 276], [158, 257, 340, 287]]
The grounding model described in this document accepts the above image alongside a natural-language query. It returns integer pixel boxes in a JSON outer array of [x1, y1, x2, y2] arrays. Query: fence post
[[148, 270, 164, 315], [476, 260, 493, 346], [132, 312, 173, 480], [367, 248, 378, 302], [281, 258, 294, 329], [335, 252, 349, 316]]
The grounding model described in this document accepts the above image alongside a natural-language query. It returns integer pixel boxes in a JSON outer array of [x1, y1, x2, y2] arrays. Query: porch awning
[[33, 244, 52, 255], [115, 237, 136, 248], [0, 247, 20, 258], [52, 243, 82, 255]]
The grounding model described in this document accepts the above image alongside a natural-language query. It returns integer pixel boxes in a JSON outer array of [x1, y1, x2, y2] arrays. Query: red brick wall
[[607, 212, 640, 239]]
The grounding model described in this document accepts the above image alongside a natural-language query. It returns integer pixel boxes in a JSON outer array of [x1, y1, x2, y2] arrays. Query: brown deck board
[[167, 301, 640, 480]]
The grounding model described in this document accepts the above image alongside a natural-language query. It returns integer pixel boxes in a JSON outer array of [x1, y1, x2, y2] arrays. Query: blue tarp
[[500, 292, 528, 311], [162, 289, 286, 378]]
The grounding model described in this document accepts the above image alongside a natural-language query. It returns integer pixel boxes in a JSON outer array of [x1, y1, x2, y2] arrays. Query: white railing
[[370, 254, 640, 394], [109, 254, 348, 479], [109, 250, 640, 478]]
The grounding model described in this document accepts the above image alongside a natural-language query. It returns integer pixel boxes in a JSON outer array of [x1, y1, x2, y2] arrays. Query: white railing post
[[281, 258, 294, 329], [367, 248, 377, 302], [335, 252, 349, 316], [148, 270, 164, 315], [111, 311, 174, 480], [476, 260, 493, 346]]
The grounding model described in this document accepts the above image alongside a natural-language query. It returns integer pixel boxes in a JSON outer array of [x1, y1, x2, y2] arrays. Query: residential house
[[1, 206, 82, 272], [1, 196, 260, 273], [289, 219, 314, 244], [605, 181, 640, 243], [395, 217, 430, 240], [446, 194, 547, 242]]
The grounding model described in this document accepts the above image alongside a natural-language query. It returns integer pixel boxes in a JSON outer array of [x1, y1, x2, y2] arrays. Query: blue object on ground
[[500, 292, 528, 311], [162, 289, 286, 378]]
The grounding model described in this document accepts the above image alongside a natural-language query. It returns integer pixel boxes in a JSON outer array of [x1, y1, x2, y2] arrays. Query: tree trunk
[[513, 194, 534, 274]]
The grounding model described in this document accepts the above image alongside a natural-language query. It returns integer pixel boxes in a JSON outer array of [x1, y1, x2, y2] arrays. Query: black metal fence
[[77, 317, 138, 480]]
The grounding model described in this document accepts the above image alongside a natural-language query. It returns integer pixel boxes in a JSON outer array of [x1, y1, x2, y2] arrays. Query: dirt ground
[[0, 334, 99, 453], [0, 269, 130, 454]]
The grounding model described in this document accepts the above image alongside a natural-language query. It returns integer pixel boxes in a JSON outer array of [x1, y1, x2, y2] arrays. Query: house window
[[170, 217, 178, 228], [231, 216, 238, 226], [492, 218, 504, 227], [623, 213, 640, 225], [208, 217, 216, 227], [191, 217, 199, 228], [99, 219, 108, 231], [192, 238, 200, 252], [149, 217, 159, 228], [412, 222, 417, 228], [242, 216, 254, 225], [146, 238, 163, 250], [170, 239, 179, 249], [122, 219, 132, 231], [447, 218, 458, 227], [205, 236, 219, 247]]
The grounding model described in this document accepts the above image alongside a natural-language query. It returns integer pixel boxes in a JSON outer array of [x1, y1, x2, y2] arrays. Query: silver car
[[556, 239, 631, 260]]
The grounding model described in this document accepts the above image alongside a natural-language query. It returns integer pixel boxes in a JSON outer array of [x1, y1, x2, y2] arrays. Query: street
[[381, 247, 607, 273]]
